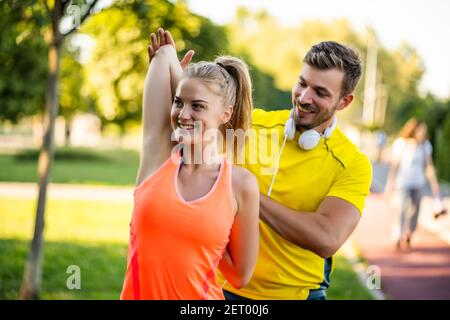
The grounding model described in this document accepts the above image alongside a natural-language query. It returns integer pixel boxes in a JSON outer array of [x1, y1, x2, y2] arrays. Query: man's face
[[291, 64, 348, 130]]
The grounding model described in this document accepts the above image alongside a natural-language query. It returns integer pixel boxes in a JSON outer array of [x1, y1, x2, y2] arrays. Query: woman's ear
[[222, 105, 234, 124]]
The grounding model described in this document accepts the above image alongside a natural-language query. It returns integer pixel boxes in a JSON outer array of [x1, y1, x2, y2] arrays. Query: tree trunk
[[19, 0, 99, 300], [20, 5, 63, 300], [65, 117, 72, 147]]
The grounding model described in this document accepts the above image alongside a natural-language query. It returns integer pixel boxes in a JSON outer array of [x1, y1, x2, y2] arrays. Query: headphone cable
[[267, 133, 289, 197]]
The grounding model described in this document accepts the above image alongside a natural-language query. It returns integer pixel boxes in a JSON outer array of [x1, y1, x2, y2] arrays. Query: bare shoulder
[[231, 166, 260, 199]]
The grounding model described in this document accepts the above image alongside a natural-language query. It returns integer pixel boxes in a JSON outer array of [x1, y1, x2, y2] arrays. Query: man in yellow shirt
[[222, 41, 372, 300]]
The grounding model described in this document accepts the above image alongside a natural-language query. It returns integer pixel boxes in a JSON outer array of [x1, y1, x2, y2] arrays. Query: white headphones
[[267, 110, 337, 196], [284, 109, 337, 150]]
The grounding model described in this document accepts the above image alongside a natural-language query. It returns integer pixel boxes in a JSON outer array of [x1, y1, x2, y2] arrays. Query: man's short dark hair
[[304, 41, 362, 97]]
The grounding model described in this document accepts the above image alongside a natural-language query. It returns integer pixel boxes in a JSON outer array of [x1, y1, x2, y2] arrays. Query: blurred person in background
[[375, 129, 387, 163], [384, 118, 446, 250]]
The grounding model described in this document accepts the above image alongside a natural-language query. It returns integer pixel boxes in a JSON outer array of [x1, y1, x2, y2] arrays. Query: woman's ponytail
[[214, 56, 253, 133]]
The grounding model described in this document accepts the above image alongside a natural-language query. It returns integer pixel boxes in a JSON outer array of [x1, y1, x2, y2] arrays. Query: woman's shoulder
[[393, 137, 405, 146], [231, 165, 259, 198], [422, 139, 433, 155]]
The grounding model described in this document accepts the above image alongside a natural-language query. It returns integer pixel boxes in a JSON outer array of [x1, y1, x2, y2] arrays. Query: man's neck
[[297, 117, 334, 135]]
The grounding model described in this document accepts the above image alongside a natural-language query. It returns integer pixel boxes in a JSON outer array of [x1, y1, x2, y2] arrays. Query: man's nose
[[295, 87, 312, 105]]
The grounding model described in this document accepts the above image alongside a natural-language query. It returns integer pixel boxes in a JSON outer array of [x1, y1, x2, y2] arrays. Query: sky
[[187, 0, 450, 99]]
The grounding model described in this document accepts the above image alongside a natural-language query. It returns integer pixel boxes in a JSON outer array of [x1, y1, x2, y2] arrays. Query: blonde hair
[[183, 56, 253, 135]]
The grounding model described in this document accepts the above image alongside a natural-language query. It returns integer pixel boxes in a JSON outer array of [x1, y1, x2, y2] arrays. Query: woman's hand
[[383, 181, 394, 203], [147, 27, 194, 70]]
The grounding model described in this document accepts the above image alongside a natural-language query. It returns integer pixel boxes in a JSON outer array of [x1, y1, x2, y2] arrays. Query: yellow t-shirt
[[222, 108, 372, 299]]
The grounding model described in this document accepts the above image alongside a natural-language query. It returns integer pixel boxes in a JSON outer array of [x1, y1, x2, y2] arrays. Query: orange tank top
[[120, 151, 235, 300]]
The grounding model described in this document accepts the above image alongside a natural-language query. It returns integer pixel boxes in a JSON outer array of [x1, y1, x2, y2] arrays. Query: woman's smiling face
[[171, 77, 231, 145]]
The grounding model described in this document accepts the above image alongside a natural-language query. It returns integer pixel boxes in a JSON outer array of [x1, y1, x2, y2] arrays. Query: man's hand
[[147, 27, 194, 70]]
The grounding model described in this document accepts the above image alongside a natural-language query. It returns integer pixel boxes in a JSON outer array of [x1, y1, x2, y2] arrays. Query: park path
[[350, 162, 450, 299], [0, 182, 134, 202]]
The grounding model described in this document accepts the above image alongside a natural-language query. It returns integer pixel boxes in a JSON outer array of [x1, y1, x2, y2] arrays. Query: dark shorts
[[223, 289, 326, 301]]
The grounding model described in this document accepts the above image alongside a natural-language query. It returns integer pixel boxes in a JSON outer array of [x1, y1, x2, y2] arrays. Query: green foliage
[[392, 94, 450, 182], [0, 1, 48, 123], [378, 43, 425, 132], [0, 1, 99, 125], [59, 42, 96, 122], [421, 98, 450, 182], [250, 63, 291, 110], [435, 111, 450, 181]]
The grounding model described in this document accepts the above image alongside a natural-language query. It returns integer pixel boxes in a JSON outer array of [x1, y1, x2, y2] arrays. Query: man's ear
[[337, 93, 354, 111]]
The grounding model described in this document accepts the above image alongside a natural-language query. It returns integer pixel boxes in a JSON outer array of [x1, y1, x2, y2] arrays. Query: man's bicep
[[318, 196, 361, 247]]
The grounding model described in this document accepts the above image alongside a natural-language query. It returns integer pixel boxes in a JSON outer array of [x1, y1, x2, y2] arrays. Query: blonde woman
[[120, 28, 259, 300]]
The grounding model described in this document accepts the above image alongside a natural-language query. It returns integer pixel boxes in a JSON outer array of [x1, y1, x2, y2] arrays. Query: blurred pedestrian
[[375, 129, 387, 163], [384, 118, 446, 250]]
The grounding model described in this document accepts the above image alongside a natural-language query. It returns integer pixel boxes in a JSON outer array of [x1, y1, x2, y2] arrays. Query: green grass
[[0, 197, 132, 243], [0, 196, 132, 299], [327, 255, 374, 300], [0, 196, 373, 300], [0, 239, 127, 300], [0, 147, 139, 185]]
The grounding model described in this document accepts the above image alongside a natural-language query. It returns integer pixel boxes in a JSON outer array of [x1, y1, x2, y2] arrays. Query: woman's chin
[[173, 129, 218, 147], [173, 130, 195, 145]]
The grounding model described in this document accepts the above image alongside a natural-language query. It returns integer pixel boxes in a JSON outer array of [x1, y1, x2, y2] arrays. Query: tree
[[422, 96, 450, 182], [19, 0, 100, 300], [0, 1, 48, 123], [377, 42, 425, 132], [435, 109, 450, 181]]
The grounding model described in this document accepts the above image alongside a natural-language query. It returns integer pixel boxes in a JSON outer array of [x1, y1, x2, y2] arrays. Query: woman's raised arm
[[136, 29, 193, 186]]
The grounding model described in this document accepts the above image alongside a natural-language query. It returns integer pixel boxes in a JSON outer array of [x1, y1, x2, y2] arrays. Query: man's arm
[[259, 194, 360, 258]]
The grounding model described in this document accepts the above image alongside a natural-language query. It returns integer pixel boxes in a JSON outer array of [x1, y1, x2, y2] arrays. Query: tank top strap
[[208, 154, 234, 212], [134, 150, 181, 196]]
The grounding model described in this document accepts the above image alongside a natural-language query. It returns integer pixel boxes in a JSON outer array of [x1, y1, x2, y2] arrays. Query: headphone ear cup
[[324, 117, 337, 138], [298, 130, 321, 150], [284, 118, 296, 141]]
